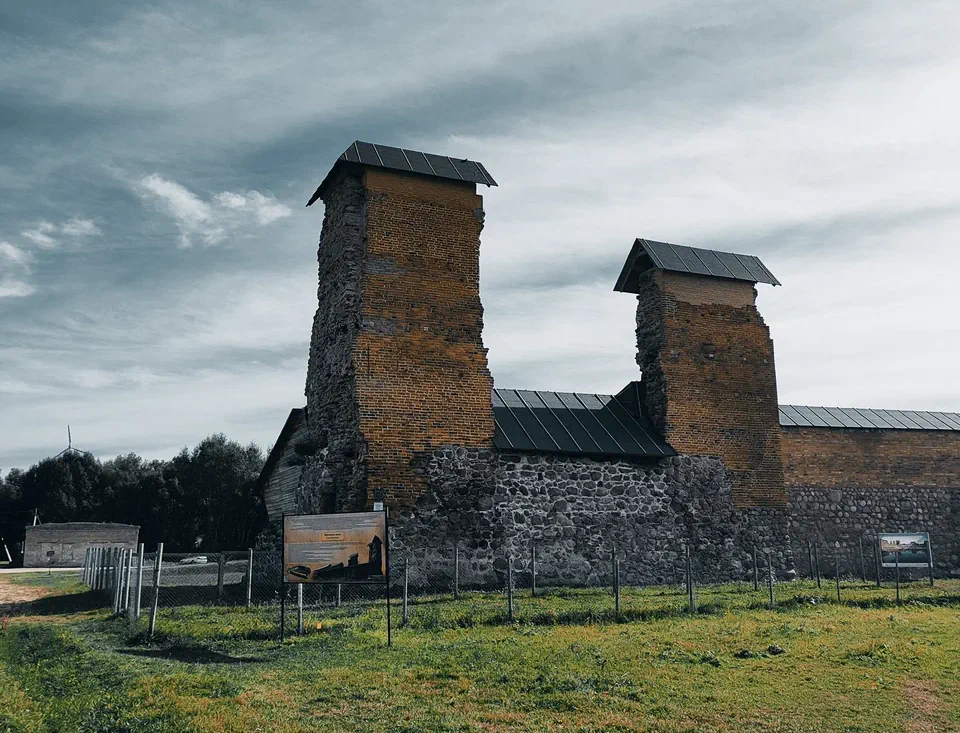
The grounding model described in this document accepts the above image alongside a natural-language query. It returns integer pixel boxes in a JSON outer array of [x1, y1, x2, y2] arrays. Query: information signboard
[[282, 512, 387, 584], [879, 532, 932, 568]]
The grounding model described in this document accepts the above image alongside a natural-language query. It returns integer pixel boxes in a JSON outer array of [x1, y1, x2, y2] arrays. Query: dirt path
[[904, 680, 954, 733], [0, 575, 54, 604]]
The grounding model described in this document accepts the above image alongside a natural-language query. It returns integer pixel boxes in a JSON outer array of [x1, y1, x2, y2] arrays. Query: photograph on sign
[[879, 532, 932, 568], [283, 512, 386, 584]]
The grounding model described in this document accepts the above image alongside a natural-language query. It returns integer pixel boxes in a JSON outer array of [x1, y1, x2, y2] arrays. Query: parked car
[[178, 555, 208, 565]]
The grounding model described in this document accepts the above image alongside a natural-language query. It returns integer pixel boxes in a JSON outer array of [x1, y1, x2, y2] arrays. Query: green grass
[[7, 570, 85, 593], [1, 578, 959, 731]]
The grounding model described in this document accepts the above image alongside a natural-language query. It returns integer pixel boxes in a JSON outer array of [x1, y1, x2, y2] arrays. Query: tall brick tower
[[615, 238, 785, 507], [299, 142, 497, 513]]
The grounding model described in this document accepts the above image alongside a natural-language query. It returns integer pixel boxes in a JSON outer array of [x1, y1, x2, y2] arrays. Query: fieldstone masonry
[[285, 141, 959, 584], [390, 448, 792, 585]]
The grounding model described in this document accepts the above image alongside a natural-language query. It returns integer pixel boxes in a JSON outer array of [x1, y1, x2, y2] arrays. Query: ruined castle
[[258, 141, 960, 582]]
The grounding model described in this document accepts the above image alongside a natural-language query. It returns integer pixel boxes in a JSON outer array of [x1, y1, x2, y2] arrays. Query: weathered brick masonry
[[300, 162, 493, 514], [783, 427, 960, 573], [279, 140, 959, 582], [634, 269, 785, 507]]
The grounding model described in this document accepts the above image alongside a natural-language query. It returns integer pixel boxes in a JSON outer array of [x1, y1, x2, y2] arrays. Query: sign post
[[282, 510, 390, 646]]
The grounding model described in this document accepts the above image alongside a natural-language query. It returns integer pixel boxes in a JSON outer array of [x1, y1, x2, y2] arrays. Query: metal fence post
[[615, 557, 621, 614], [246, 548, 254, 608], [297, 583, 304, 635], [402, 559, 409, 626], [82, 548, 89, 585], [686, 544, 695, 613], [113, 548, 122, 614], [135, 543, 145, 619], [217, 553, 226, 602], [336, 584, 342, 608], [835, 548, 841, 603], [927, 538, 935, 588], [858, 537, 866, 583], [506, 556, 514, 622], [148, 543, 164, 639], [115, 549, 126, 613], [752, 546, 759, 591], [453, 544, 460, 600], [874, 535, 882, 587], [124, 548, 134, 613], [93, 547, 100, 590], [806, 539, 813, 582], [814, 544, 822, 588], [894, 551, 901, 606], [766, 551, 775, 609], [531, 542, 537, 598]]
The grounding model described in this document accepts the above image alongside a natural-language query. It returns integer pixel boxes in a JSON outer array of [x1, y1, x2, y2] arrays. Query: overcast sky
[[2, 1, 959, 472]]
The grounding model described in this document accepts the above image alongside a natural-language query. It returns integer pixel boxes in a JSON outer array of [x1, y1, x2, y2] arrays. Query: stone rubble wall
[[299, 168, 369, 514], [787, 485, 959, 577], [390, 447, 792, 587]]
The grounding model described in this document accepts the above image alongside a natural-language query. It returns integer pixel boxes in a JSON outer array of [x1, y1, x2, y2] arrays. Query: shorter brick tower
[[615, 238, 785, 507], [299, 142, 497, 513]]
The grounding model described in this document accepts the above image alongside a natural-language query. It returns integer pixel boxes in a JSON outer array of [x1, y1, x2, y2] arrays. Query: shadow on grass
[[1, 589, 107, 617], [116, 645, 267, 664], [746, 592, 960, 612]]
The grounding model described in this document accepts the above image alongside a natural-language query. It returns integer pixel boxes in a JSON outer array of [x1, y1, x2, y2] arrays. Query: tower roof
[[614, 238, 780, 293], [307, 140, 497, 206]]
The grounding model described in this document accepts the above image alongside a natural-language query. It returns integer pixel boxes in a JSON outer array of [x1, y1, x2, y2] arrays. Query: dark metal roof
[[779, 405, 960, 431], [256, 407, 305, 490], [307, 141, 497, 206], [493, 388, 675, 459], [614, 238, 780, 293]]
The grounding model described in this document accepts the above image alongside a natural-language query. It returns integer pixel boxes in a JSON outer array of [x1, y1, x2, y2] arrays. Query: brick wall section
[[355, 168, 494, 508], [635, 269, 785, 507], [782, 427, 960, 574], [782, 427, 960, 489]]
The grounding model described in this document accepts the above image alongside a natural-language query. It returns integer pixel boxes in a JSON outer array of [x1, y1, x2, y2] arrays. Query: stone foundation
[[389, 447, 792, 586]]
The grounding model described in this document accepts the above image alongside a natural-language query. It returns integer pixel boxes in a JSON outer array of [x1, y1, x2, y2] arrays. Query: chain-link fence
[[78, 532, 943, 638]]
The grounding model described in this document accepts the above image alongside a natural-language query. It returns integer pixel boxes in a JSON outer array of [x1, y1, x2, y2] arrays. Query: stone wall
[[783, 426, 960, 576], [24, 523, 139, 568], [300, 168, 368, 514], [390, 447, 792, 586], [634, 269, 785, 508]]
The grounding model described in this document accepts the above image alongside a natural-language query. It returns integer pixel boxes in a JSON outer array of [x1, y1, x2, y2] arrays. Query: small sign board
[[283, 512, 387, 584], [879, 532, 932, 568]]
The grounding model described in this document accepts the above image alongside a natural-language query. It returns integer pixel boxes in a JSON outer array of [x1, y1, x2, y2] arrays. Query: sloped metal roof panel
[[614, 238, 780, 293], [308, 140, 497, 205], [493, 389, 674, 459], [780, 405, 960, 431]]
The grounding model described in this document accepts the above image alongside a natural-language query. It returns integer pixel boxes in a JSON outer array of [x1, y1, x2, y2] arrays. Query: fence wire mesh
[[78, 534, 941, 637]]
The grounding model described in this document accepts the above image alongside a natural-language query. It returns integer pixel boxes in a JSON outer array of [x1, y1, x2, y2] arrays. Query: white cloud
[[0, 241, 34, 269], [214, 191, 247, 209], [139, 173, 223, 247], [138, 174, 290, 247], [61, 217, 101, 237], [0, 280, 35, 298], [20, 217, 100, 249], [0, 241, 35, 298], [21, 221, 57, 248], [243, 191, 291, 225]]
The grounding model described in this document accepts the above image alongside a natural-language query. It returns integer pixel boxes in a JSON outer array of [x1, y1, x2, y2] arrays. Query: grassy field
[[1, 575, 958, 732]]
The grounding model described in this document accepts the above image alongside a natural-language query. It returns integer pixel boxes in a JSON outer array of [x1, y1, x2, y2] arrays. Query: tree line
[[0, 434, 266, 561]]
